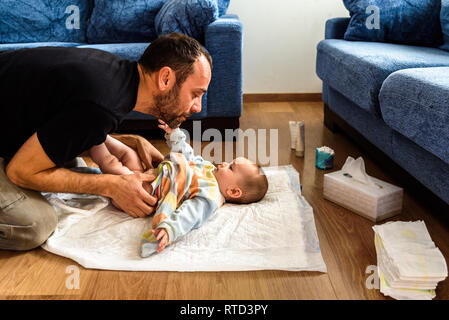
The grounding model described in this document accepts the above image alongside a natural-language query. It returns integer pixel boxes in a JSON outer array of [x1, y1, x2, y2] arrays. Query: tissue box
[[323, 171, 403, 222]]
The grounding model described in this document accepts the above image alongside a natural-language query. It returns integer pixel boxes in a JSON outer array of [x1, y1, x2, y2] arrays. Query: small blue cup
[[316, 148, 334, 170]]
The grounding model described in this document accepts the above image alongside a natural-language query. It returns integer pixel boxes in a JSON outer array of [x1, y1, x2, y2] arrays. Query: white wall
[[227, 0, 349, 94]]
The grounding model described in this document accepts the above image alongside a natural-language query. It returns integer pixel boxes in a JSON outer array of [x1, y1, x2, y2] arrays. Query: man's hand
[[110, 172, 158, 218], [111, 134, 164, 170], [152, 228, 169, 252]]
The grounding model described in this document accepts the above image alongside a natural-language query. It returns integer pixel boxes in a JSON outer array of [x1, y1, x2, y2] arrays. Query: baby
[[89, 119, 268, 257], [138, 119, 268, 257]]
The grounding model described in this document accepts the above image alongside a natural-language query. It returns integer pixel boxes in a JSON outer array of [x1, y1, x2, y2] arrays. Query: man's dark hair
[[138, 32, 213, 86]]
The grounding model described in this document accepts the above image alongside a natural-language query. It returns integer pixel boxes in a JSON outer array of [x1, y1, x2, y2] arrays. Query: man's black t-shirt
[[0, 46, 139, 166]]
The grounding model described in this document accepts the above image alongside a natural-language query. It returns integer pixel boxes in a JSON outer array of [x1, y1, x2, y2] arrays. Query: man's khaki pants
[[0, 157, 58, 251]]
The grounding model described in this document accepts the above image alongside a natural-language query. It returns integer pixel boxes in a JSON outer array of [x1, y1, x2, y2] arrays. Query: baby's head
[[213, 157, 268, 204]]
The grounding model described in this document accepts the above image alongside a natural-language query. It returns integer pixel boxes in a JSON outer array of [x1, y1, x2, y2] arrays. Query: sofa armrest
[[325, 17, 350, 40], [204, 16, 243, 118]]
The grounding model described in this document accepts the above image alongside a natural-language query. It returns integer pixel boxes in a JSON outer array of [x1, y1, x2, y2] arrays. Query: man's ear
[[157, 66, 175, 92], [226, 185, 242, 199]]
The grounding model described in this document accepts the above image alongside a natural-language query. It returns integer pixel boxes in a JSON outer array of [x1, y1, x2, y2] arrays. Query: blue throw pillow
[[155, 0, 219, 42], [343, 0, 443, 46], [441, 0, 449, 51], [0, 0, 92, 43], [217, 0, 230, 16], [87, 0, 165, 43]]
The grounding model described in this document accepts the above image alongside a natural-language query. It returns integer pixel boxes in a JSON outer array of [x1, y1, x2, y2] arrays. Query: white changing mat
[[41, 165, 327, 272]]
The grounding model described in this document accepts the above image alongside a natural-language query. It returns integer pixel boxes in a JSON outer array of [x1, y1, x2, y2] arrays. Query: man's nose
[[191, 98, 202, 113]]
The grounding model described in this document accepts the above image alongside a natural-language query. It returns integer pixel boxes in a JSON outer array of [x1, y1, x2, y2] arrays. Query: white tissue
[[323, 156, 403, 221], [341, 156, 376, 187], [317, 146, 335, 155]]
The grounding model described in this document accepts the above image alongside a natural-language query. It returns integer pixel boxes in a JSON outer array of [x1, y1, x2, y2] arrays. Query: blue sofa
[[0, 0, 243, 133], [316, 17, 449, 207]]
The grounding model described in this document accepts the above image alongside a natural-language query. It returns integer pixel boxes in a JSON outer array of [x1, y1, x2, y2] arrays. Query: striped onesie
[[140, 128, 224, 257]]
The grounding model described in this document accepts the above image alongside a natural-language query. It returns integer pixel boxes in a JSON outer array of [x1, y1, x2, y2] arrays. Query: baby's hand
[[158, 119, 172, 134], [152, 228, 169, 253]]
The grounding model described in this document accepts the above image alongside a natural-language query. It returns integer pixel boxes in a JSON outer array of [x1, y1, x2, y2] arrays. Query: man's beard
[[153, 83, 187, 129]]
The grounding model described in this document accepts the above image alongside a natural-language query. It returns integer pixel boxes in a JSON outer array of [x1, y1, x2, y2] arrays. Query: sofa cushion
[[76, 43, 149, 61], [343, 0, 442, 46], [86, 0, 165, 44], [441, 0, 449, 52], [316, 39, 449, 116], [217, 0, 230, 16], [0, 0, 92, 43], [155, 0, 218, 42], [0, 42, 82, 52], [379, 67, 449, 165]]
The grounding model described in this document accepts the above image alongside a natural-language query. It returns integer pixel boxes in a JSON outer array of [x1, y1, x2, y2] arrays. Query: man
[[0, 33, 212, 251]]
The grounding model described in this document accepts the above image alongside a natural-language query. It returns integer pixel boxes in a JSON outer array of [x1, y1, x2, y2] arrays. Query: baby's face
[[213, 157, 258, 195]]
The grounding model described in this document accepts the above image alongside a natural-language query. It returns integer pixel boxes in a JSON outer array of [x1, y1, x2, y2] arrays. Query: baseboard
[[243, 93, 322, 103]]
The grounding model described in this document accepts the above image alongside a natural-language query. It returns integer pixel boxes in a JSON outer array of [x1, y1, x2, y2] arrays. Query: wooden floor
[[1, 101, 449, 300]]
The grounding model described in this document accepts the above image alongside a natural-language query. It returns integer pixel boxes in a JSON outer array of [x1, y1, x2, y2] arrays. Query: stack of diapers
[[373, 221, 448, 300], [41, 165, 327, 272]]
